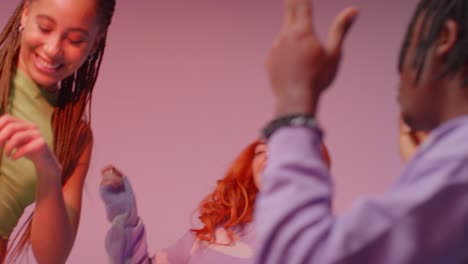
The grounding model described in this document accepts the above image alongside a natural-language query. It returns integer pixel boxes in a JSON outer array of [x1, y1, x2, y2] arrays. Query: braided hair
[[0, 0, 116, 261], [399, 0, 468, 85]]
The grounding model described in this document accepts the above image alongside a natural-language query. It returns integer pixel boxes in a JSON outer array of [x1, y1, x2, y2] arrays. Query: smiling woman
[[0, 0, 115, 263], [17, 0, 102, 90]]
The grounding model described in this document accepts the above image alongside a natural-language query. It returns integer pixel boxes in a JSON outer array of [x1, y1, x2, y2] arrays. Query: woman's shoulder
[[157, 230, 196, 263]]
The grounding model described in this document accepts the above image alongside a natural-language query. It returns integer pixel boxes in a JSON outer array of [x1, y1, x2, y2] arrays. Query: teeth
[[36, 55, 61, 70]]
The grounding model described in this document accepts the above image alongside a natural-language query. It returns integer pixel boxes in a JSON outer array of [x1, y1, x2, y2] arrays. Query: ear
[[435, 19, 458, 58], [20, 1, 31, 28]]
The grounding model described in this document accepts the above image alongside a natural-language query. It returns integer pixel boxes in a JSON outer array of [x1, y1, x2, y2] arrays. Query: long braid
[[0, 0, 24, 114], [0, 3, 27, 261], [0, 0, 116, 262], [399, 0, 468, 85]]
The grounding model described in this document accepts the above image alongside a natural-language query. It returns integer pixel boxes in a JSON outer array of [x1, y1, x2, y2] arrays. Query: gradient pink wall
[[2, 0, 419, 263]]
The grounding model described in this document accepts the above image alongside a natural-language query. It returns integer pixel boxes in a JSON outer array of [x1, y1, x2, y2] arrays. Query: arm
[[256, 126, 468, 263], [100, 167, 151, 264], [100, 167, 196, 264], [259, 0, 468, 262], [0, 115, 91, 263], [31, 133, 91, 264]]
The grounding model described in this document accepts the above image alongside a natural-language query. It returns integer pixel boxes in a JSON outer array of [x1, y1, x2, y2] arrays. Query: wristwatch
[[262, 114, 321, 140]]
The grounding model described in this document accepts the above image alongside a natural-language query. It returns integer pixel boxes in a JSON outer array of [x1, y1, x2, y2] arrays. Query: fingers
[[0, 115, 31, 134], [4, 129, 42, 157], [0, 115, 58, 164], [101, 164, 116, 174], [296, 0, 312, 29], [101, 165, 124, 187], [326, 7, 359, 56], [0, 119, 36, 148], [0, 114, 16, 130], [0, 115, 43, 159], [284, 0, 298, 27], [283, 0, 313, 32], [11, 138, 45, 160], [101, 165, 124, 177]]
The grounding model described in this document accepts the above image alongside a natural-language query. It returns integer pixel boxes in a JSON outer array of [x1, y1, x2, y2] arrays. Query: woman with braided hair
[[0, 0, 116, 263]]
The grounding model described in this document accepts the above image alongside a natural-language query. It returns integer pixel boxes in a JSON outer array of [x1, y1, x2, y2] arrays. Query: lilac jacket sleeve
[[100, 177, 152, 264], [255, 125, 468, 264]]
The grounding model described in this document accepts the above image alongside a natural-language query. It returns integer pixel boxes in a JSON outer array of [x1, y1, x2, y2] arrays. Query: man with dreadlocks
[[0, 0, 115, 263], [256, 0, 468, 263]]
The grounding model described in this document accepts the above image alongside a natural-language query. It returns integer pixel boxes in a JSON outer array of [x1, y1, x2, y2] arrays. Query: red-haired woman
[[100, 139, 331, 263]]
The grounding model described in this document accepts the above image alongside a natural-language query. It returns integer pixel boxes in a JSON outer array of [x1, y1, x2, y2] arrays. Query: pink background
[[2, 0, 419, 263]]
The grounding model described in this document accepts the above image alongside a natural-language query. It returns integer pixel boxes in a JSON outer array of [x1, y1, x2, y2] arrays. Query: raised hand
[[100, 165, 138, 226], [101, 165, 124, 188], [0, 114, 60, 170], [267, 0, 358, 116]]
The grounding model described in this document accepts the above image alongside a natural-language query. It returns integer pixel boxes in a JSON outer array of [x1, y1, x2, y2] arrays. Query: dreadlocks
[[399, 0, 468, 85], [0, 0, 116, 261]]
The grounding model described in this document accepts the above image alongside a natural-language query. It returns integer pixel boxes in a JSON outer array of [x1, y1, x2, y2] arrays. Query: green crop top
[[0, 70, 57, 238]]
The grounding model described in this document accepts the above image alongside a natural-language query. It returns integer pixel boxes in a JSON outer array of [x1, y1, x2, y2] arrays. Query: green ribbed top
[[0, 70, 56, 238]]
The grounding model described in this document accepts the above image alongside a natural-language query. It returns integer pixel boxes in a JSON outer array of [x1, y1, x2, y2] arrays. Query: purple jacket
[[256, 116, 468, 263]]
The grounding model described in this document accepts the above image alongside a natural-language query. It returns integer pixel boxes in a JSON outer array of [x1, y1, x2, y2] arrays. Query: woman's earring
[[18, 25, 24, 33]]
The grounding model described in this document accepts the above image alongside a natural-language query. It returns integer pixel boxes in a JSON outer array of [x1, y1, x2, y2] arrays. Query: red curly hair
[[191, 139, 332, 245], [191, 139, 262, 244]]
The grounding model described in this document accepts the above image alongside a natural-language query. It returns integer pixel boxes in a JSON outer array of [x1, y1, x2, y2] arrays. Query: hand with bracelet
[[262, 0, 358, 138], [256, 0, 468, 263]]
